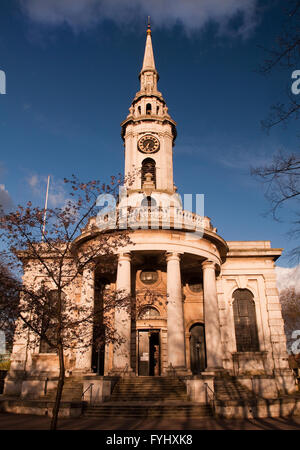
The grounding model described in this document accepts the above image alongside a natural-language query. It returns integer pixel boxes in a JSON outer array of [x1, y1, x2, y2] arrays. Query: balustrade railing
[[94, 206, 216, 234]]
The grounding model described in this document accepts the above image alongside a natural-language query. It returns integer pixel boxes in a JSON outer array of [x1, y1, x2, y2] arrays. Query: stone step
[[113, 380, 185, 384], [111, 377, 187, 403], [111, 397, 189, 401], [113, 390, 186, 394], [112, 388, 187, 393], [83, 403, 212, 418]]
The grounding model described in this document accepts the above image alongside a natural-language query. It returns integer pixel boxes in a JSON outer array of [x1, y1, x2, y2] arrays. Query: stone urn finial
[[142, 172, 155, 196]]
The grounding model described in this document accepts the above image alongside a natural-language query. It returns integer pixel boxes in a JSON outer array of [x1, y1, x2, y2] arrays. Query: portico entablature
[[73, 228, 226, 268]]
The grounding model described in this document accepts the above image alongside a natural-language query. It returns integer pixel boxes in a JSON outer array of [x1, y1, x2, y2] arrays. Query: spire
[[142, 17, 156, 72], [139, 18, 159, 94]]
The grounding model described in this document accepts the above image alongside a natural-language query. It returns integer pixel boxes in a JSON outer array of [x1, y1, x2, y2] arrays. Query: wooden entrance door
[[190, 323, 206, 374], [138, 330, 149, 376], [138, 330, 160, 376]]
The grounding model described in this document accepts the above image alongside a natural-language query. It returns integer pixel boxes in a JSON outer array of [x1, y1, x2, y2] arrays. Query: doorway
[[138, 330, 160, 376], [91, 346, 105, 375], [190, 323, 206, 374]]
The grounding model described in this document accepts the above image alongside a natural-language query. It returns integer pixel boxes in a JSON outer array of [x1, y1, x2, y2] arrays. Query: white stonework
[[3, 27, 298, 416]]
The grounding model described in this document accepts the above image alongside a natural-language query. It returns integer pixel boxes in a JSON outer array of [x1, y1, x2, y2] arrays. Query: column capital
[[201, 260, 217, 271], [118, 252, 131, 262], [166, 252, 182, 263]]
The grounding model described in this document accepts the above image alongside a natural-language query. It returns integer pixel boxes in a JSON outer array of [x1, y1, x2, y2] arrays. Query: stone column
[[75, 266, 95, 373], [113, 252, 132, 372], [166, 252, 186, 369], [202, 260, 223, 371]]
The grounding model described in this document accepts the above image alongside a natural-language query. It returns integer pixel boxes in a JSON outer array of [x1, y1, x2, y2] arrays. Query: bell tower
[[121, 22, 177, 203]]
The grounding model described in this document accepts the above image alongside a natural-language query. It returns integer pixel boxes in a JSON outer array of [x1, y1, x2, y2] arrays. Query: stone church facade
[[3, 25, 299, 418]]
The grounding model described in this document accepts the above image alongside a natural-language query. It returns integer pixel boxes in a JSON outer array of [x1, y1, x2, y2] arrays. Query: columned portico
[[113, 252, 132, 373], [75, 266, 95, 373], [166, 252, 186, 370], [202, 260, 223, 371]]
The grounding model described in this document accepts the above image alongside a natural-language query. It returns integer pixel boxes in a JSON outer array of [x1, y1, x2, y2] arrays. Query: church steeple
[[139, 19, 159, 94], [142, 19, 155, 70], [121, 24, 177, 198]]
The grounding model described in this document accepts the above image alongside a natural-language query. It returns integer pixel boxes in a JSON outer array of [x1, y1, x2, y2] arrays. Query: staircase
[[83, 376, 213, 418], [111, 376, 188, 402], [83, 402, 212, 418]]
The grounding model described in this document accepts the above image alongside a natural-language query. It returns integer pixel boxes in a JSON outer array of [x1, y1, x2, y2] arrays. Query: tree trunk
[[50, 343, 65, 430]]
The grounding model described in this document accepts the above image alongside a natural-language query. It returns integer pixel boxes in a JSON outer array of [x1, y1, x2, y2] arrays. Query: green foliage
[[0, 359, 10, 370]]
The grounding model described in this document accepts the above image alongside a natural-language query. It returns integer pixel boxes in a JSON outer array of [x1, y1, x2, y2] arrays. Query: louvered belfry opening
[[141, 157, 156, 188], [232, 289, 259, 352]]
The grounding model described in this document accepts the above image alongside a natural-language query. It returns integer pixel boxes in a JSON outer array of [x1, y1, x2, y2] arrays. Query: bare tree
[[258, 1, 300, 128], [251, 152, 300, 259], [0, 174, 133, 430], [279, 287, 300, 353], [252, 1, 300, 258]]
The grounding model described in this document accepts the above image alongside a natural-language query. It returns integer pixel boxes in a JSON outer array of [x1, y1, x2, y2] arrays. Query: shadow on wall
[[0, 370, 8, 394]]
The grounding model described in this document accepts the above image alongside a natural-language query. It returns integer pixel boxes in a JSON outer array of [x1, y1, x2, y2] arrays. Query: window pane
[[140, 271, 158, 284], [139, 306, 160, 319], [233, 289, 259, 352]]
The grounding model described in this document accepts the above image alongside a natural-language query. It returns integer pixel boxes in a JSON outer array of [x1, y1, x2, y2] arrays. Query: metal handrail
[[169, 363, 176, 378], [204, 382, 216, 415], [122, 363, 129, 376], [82, 383, 94, 404], [44, 377, 49, 395]]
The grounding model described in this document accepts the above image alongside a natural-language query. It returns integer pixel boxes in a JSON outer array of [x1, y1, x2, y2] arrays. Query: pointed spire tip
[[147, 16, 151, 35]]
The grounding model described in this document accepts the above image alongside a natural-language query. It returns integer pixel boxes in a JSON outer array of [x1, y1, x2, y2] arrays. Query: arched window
[[233, 289, 259, 352], [141, 196, 157, 208], [138, 306, 160, 319], [142, 158, 156, 188], [40, 290, 66, 354], [138, 106, 141, 115], [146, 103, 152, 115]]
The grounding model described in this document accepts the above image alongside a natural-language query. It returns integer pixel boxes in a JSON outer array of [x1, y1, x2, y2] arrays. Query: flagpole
[[42, 175, 50, 241]]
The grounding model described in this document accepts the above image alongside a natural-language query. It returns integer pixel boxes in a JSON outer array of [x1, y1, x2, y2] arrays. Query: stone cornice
[[226, 248, 282, 261]]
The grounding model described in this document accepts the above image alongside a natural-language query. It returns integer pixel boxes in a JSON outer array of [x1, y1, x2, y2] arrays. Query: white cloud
[[0, 184, 13, 214], [19, 0, 259, 37], [28, 174, 39, 188], [276, 265, 300, 293], [26, 174, 67, 208]]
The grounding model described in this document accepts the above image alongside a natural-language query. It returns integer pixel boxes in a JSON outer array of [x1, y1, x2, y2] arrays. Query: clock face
[[138, 135, 160, 154]]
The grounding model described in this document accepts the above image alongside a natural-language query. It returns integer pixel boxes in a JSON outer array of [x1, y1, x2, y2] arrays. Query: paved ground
[[0, 413, 300, 430]]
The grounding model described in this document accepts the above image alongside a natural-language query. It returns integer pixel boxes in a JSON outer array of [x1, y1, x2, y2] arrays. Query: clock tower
[[121, 23, 177, 206]]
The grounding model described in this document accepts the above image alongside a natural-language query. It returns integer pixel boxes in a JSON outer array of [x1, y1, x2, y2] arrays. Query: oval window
[[188, 277, 203, 293], [140, 270, 158, 285]]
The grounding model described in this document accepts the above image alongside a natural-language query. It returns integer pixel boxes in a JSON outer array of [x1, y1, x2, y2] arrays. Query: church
[[2, 24, 299, 419]]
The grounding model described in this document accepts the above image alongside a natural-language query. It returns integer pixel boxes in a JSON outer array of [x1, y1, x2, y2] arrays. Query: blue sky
[[0, 0, 299, 267]]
